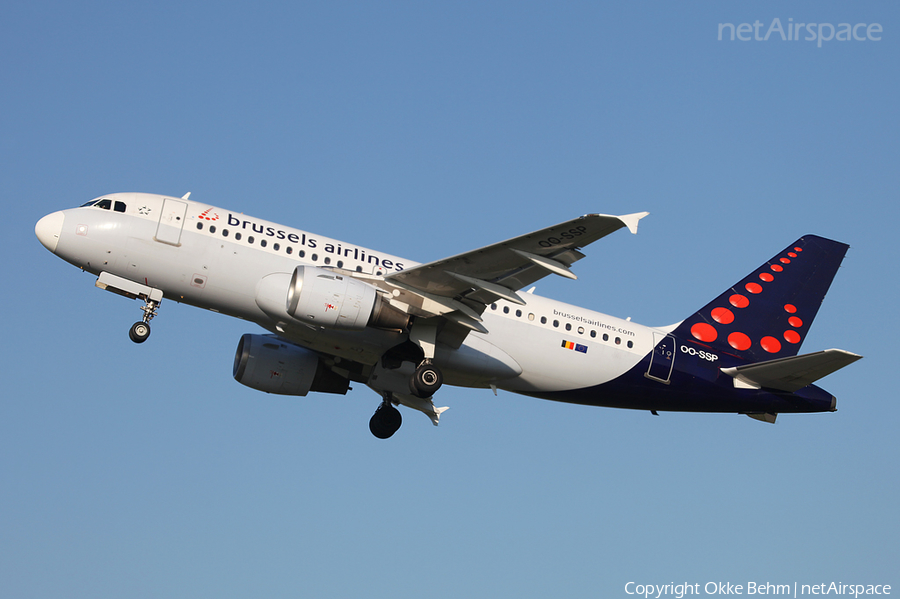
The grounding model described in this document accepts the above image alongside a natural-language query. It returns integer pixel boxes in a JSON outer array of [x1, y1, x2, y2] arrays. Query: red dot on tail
[[784, 304, 797, 313], [789, 316, 803, 327], [761, 336, 782, 353], [780, 257, 791, 264], [784, 330, 801, 344], [728, 332, 751, 351], [788, 252, 797, 258], [745, 282, 763, 294], [759, 273, 774, 282], [730, 294, 750, 308], [691, 323, 718, 343], [711, 307, 735, 324], [771, 264, 784, 272], [794, 247, 803, 252]]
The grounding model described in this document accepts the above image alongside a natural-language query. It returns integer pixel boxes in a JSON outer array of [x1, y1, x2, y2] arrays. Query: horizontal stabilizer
[[721, 349, 862, 392]]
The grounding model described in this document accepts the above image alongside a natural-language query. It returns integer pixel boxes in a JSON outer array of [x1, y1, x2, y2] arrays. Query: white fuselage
[[38, 192, 654, 398]]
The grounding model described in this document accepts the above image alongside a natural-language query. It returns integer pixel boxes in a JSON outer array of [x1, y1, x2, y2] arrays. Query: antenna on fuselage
[[182, 192, 191, 200]]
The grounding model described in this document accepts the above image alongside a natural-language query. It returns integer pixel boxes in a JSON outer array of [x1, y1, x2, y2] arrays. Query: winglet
[[619, 211, 649, 235]]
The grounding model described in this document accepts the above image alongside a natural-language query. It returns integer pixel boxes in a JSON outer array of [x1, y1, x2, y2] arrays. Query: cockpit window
[[114, 201, 126, 213], [96, 199, 112, 210], [80, 200, 99, 207]]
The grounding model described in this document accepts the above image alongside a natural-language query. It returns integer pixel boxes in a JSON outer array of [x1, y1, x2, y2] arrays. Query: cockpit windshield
[[79, 198, 126, 212]]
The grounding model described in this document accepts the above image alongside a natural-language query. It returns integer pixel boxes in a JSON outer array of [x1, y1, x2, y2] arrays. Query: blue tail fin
[[672, 235, 849, 361]]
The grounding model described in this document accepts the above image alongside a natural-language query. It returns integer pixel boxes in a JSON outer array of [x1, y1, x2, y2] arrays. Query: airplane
[[35, 192, 862, 438]]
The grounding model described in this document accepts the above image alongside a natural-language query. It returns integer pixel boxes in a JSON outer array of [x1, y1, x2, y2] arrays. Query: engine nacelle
[[233, 333, 349, 396], [285, 265, 408, 330]]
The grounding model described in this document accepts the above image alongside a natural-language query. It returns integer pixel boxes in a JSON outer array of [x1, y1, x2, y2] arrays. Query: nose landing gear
[[128, 294, 160, 343], [128, 294, 160, 344]]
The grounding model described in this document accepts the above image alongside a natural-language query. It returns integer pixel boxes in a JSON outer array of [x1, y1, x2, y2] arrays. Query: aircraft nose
[[35, 211, 65, 253]]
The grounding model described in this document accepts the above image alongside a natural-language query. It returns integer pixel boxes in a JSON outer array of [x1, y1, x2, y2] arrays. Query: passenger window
[[196, 222, 204, 230], [503, 306, 509, 314], [235, 232, 242, 241], [578, 326, 584, 334], [260, 239, 267, 248], [515, 310, 522, 317], [528, 313, 535, 321], [590, 330, 597, 338], [312, 254, 318, 261], [273, 243, 280, 251], [286, 247, 293, 255], [337, 260, 343, 268], [114, 201, 126, 213], [603, 333, 609, 341], [248, 236, 254, 244], [324, 257, 330, 265], [540, 316, 547, 324], [553, 320, 559, 328], [210, 226, 217, 234], [491, 304, 497, 310], [565, 323, 572, 331], [615, 337, 621, 345], [627, 340, 634, 348], [299, 250, 305, 258], [222, 229, 229, 237]]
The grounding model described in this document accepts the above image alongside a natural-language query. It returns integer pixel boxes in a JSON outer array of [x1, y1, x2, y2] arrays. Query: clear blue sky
[[2, 1, 897, 597]]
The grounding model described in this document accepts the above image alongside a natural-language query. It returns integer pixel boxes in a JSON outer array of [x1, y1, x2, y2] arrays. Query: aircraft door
[[646, 333, 675, 383], [155, 198, 188, 246]]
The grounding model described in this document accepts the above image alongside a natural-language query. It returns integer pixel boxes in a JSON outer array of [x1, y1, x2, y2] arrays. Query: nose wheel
[[129, 321, 151, 343], [129, 296, 160, 344]]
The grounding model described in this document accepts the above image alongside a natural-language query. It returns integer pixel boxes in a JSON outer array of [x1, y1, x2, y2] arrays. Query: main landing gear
[[369, 394, 403, 439], [411, 360, 442, 398], [128, 295, 160, 344]]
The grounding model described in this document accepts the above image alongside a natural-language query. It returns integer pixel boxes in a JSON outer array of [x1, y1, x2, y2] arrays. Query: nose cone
[[35, 211, 65, 253]]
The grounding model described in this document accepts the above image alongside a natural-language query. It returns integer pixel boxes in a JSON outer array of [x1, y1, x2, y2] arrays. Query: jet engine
[[233, 333, 349, 396], [285, 265, 408, 330]]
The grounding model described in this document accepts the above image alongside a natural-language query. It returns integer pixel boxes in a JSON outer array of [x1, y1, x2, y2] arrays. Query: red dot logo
[[788, 316, 803, 328], [711, 307, 735, 324], [759, 273, 774, 282], [784, 304, 797, 313], [745, 282, 763, 294], [784, 330, 801, 344], [728, 332, 751, 351], [691, 322, 718, 343], [730, 294, 750, 308], [760, 336, 782, 353], [780, 257, 791, 264], [771, 264, 784, 272]]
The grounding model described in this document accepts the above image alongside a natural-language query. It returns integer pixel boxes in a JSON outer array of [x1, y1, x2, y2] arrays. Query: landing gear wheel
[[129, 321, 151, 344], [369, 402, 402, 439], [411, 363, 443, 398]]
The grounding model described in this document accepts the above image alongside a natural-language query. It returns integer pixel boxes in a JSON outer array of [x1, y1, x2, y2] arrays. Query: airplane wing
[[379, 212, 648, 332]]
